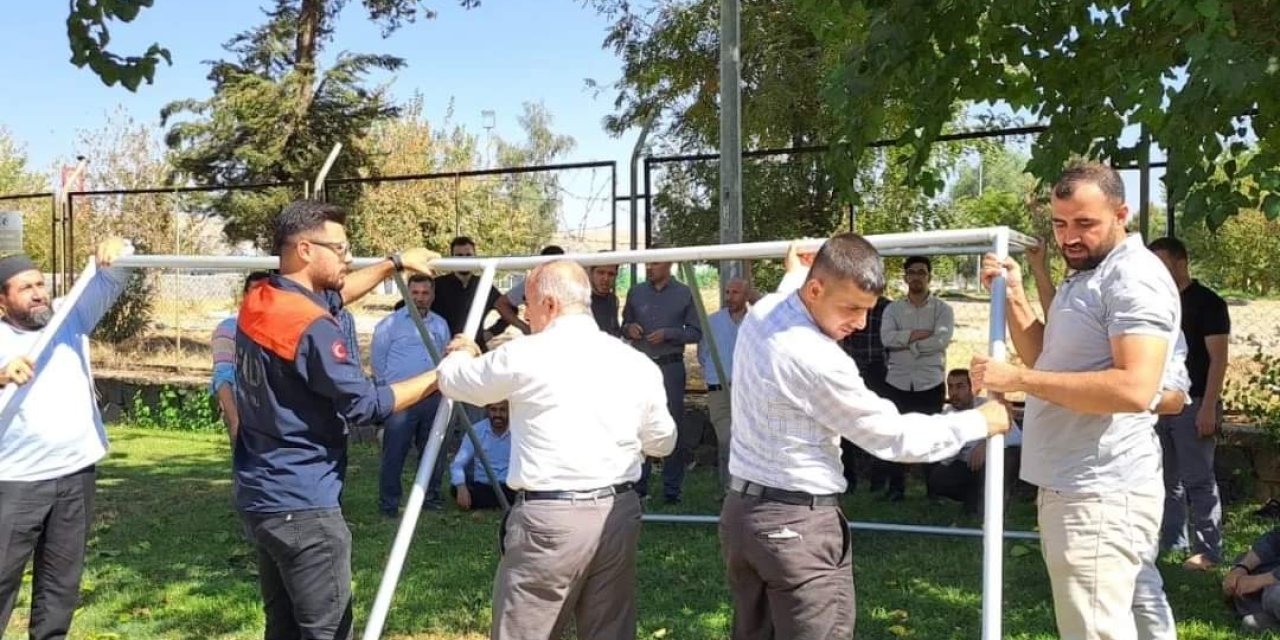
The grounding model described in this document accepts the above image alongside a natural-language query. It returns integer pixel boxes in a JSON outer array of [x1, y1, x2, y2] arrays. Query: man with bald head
[[699, 277, 749, 493], [438, 260, 676, 640]]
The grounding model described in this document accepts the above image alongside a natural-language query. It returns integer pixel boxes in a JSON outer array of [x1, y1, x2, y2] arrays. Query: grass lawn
[[3, 425, 1273, 639]]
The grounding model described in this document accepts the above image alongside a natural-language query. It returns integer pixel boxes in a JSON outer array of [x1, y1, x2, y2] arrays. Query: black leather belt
[[707, 384, 723, 391], [729, 477, 840, 507], [650, 353, 683, 366], [520, 482, 635, 501]]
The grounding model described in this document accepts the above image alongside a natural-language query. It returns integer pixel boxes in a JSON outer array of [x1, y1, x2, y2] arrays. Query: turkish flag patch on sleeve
[[331, 339, 349, 361]]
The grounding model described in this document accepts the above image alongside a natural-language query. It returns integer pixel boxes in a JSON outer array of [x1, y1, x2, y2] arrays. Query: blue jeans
[[379, 394, 445, 513], [639, 360, 692, 500], [1157, 399, 1223, 562]]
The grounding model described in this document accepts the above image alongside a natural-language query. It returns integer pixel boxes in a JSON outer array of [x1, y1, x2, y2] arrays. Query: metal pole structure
[[643, 158, 653, 249], [719, 0, 744, 287], [313, 143, 343, 202], [362, 263, 499, 640], [65, 195, 74, 290], [388, 271, 510, 512], [611, 162, 619, 251], [630, 118, 655, 285], [640, 513, 1040, 541], [679, 262, 730, 389], [981, 228, 1011, 640], [113, 228, 1039, 273], [1166, 151, 1176, 239], [49, 196, 59, 296], [1139, 129, 1151, 240]]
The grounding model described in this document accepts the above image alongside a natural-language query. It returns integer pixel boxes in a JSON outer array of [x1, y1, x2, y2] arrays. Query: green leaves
[[808, 0, 1280, 229], [66, 0, 171, 91]]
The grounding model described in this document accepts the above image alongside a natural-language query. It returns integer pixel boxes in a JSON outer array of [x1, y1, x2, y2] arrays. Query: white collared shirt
[[437, 313, 676, 491], [729, 271, 988, 495]]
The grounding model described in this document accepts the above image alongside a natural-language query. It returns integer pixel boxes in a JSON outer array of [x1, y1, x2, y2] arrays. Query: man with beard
[[0, 238, 131, 640], [234, 200, 442, 640], [450, 401, 515, 510], [973, 162, 1180, 640], [878, 255, 954, 501], [371, 274, 452, 516]]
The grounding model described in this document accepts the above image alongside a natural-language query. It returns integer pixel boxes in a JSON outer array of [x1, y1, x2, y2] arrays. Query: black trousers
[[242, 508, 353, 640], [451, 482, 516, 510], [0, 465, 95, 640], [871, 383, 945, 497]]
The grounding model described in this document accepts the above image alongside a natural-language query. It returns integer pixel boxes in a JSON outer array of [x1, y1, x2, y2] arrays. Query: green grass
[[2, 426, 1271, 639]]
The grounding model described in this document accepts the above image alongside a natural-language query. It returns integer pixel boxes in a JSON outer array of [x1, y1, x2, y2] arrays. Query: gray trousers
[[708, 389, 732, 491], [1157, 399, 1223, 562], [720, 492, 854, 639], [1133, 551, 1175, 640], [492, 491, 643, 640]]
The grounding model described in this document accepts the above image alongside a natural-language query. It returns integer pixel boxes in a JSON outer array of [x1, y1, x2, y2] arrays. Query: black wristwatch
[[1234, 562, 1252, 573], [388, 253, 404, 272]]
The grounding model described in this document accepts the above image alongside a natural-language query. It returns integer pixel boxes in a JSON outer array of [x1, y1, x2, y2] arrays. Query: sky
[[0, 1, 639, 237], [0, 1, 1165, 240]]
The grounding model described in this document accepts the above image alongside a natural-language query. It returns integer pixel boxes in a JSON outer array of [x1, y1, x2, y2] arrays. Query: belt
[[650, 353, 683, 366], [707, 384, 723, 391], [729, 477, 840, 507], [519, 482, 635, 502]]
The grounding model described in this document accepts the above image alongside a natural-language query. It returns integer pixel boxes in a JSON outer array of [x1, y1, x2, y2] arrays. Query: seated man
[[925, 368, 1023, 515], [450, 401, 514, 510], [1224, 528, 1280, 634]]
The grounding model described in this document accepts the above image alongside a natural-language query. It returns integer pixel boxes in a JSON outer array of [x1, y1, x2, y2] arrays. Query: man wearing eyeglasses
[[234, 200, 443, 640], [878, 256, 955, 501]]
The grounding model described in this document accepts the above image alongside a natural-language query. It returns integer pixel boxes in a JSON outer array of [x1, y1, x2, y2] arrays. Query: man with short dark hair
[[879, 255, 954, 501], [698, 277, 749, 492], [975, 162, 1181, 640], [722, 236, 1010, 639], [0, 238, 131, 640], [588, 257, 622, 336], [371, 273, 452, 516], [1148, 235, 1230, 572], [430, 236, 508, 349], [211, 270, 272, 443], [235, 200, 442, 640], [622, 252, 702, 503], [839, 294, 891, 492], [450, 401, 515, 510], [925, 369, 1023, 515]]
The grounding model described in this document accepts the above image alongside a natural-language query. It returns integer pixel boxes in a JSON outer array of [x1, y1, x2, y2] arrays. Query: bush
[[128, 386, 222, 433]]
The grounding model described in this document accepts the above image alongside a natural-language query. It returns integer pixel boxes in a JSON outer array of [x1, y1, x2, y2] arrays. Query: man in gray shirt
[[622, 254, 702, 503], [973, 162, 1180, 640]]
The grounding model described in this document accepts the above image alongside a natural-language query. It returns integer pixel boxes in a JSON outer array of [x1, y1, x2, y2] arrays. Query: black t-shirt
[[1180, 280, 1230, 398], [430, 273, 507, 343]]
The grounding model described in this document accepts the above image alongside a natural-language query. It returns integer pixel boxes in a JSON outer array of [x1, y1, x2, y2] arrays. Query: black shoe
[[380, 508, 398, 519], [1255, 498, 1280, 519], [663, 495, 682, 505]]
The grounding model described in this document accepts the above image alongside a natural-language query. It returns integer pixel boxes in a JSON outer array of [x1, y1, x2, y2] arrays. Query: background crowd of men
[[0, 158, 1265, 639]]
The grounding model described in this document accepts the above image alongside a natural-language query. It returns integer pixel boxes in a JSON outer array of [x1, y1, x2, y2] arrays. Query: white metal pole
[[361, 262, 498, 640], [640, 513, 1039, 540], [313, 143, 343, 200], [981, 227, 1011, 640]]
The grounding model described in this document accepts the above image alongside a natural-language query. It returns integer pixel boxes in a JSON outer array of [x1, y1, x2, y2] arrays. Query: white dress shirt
[[437, 313, 676, 491], [729, 270, 989, 495]]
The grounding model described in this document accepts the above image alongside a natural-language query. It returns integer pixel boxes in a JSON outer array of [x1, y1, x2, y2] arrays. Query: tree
[[336, 98, 574, 257], [159, 1, 480, 248], [65, 0, 478, 90], [802, 0, 1280, 229], [0, 128, 51, 265]]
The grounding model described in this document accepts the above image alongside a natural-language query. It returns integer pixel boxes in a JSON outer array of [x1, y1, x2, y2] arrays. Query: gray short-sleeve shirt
[[1021, 234, 1180, 493]]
